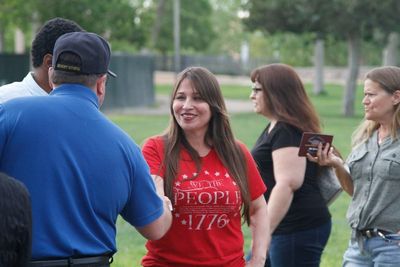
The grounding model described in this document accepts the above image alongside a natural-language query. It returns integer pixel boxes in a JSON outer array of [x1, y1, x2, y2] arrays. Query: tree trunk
[[383, 32, 399, 66], [14, 28, 25, 54], [313, 37, 325, 95], [151, 0, 166, 48], [0, 27, 4, 52], [343, 35, 361, 117]]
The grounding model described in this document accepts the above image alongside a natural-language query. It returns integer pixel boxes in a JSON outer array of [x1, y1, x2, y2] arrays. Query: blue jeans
[[343, 233, 400, 267], [267, 220, 332, 267]]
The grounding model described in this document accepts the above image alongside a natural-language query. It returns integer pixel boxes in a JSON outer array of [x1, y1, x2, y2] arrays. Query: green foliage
[[246, 32, 384, 66], [244, 0, 400, 41], [250, 32, 315, 66], [32, 0, 146, 48], [0, 0, 34, 31], [243, 0, 400, 68], [243, 0, 333, 35], [206, 0, 246, 56], [152, 0, 216, 54], [0, 0, 151, 53]]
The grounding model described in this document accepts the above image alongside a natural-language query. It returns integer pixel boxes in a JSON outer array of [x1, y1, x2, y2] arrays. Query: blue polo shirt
[[0, 84, 163, 259]]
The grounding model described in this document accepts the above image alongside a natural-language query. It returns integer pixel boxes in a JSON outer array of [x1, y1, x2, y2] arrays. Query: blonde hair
[[352, 66, 400, 147]]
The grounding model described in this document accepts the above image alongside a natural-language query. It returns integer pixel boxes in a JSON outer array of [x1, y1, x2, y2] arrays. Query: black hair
[[31, 17, 83, 68], [0, 173, 32, 267]]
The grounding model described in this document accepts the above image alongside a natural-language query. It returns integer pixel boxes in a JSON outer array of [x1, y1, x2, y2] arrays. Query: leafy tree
[[207, 0, 246, 57], [326, 0, 400, 116], [151, 0, 215, 55], [0, 0, 35, 51], [243, 0, 333, 95], [0, 0, 151, 53], [32, 0, 148, 49], [243, 0, 400, 116]]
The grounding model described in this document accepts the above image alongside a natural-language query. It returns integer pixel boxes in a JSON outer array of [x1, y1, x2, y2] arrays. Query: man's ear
[[43, 54, 53, 69], [48, 67, 55, 88], [95, 75, 107, 107]]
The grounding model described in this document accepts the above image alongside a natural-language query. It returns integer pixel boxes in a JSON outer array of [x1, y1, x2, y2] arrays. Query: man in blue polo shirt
[[0, 32, 172, 266]]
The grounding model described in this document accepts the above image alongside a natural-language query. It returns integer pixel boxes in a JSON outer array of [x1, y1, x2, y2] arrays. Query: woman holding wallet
[[249, 63, 331, 267], [308, 66, 400, 266]]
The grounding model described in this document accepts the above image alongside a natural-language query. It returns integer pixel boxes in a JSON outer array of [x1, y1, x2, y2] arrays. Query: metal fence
[[0, 53, 155, 110], [0, 52, 278, 109], [102, 54, 155, 111], [0, 54, 30, 86]]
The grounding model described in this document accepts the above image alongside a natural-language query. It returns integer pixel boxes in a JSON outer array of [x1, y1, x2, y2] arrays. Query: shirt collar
[[50, 84, 99, 109]]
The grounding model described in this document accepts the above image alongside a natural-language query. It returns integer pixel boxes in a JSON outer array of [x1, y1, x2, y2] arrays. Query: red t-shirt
[[141, 136, 266, 267]]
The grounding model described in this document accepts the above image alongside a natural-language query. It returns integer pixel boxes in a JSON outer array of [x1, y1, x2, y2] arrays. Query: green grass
[[108, 82, 365, 267]]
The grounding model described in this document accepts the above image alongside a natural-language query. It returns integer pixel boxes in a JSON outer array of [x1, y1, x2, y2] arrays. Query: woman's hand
[[306, 143, 343, 168], [152, 175, 165, 195], [308, 143, 355, 195], [151, 175, 173, 211], [245, 258, 266, 267]]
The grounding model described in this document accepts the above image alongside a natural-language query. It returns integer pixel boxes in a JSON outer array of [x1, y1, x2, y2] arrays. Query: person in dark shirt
[[249, 63, 331, 267], [0, 172, 32, 267]]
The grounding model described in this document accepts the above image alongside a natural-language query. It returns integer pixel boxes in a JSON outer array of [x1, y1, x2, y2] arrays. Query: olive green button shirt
[[346, 130, 400, 233]]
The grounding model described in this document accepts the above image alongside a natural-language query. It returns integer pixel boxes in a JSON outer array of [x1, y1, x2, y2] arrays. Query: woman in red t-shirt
[[141, 66, 270, 267]]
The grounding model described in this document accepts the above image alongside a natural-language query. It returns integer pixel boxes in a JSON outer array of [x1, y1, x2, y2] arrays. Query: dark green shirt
[[346, 130, 400, 233]]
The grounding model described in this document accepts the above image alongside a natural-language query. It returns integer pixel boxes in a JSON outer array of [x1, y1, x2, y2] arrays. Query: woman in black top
[[249, 64, 331, 267]]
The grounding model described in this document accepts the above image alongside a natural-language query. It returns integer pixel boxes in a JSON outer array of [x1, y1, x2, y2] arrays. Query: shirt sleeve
[[270, 123, 302, 152], [120, 142, 164, 227], [142, 136, 165, 177], [238, 141, 267, 200]]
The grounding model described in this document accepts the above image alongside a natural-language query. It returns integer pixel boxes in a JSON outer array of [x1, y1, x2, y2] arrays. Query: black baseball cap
[[52, 31, 116, 77]]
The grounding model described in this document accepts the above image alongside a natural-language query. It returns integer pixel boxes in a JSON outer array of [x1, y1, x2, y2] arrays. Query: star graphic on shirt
[[204, 170, 210, 175], [182, 174, 188, 180], [175, 181, 181, 187], [181, 219, 187, 225], [232, 181, 237, 186], [193, 172, 198, 177], [175, 213, 180, 218], [215, 172, 220, 176], [225, 173, 230, 178]]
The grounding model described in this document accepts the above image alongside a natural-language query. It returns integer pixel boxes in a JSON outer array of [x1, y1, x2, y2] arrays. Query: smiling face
[[363, 79, 398, 124], [172, 78, 212, 137]]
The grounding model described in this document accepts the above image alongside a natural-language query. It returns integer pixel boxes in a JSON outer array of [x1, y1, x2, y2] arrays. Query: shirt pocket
[[379, 152, 400, 180], [347, 145, 368, 181]]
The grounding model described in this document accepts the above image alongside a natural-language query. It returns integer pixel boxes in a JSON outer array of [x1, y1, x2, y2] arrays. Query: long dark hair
[[162, 67, 252, 224], [250, 63, 321, 133]]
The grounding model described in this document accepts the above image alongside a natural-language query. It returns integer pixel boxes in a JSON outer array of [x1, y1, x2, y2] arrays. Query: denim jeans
[[343, 233, 400, 267], [267, 220, 331, 267]]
